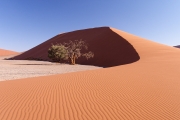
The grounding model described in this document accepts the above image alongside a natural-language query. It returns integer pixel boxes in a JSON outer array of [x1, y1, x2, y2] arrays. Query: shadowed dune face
[[11, 27, 140, 67], [0, 49, 19, 56]]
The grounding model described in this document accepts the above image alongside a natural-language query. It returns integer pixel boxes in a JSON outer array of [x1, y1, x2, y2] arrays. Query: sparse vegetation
[[48, 40, 94, 64], [48, 44, 68, 63]]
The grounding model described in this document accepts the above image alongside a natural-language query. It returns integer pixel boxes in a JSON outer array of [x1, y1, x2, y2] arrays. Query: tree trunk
[[69, 54, 76, 65], [73, 56, 76, 65], [70, 55, 76, 65], [70, 58, 74, 65]]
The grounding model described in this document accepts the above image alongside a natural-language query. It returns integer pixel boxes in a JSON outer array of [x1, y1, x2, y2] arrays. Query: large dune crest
[[0, 48, 19, 56], [1, 27, 180, 120]]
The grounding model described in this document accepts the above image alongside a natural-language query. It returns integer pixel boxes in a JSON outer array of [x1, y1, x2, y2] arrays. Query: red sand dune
[[11, 27, 140, 67], [0, 48, 19, 56], [1, 27, 180, 120]]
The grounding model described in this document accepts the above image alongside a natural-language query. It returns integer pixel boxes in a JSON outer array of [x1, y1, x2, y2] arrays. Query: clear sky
[[0, 0, 180, 52]]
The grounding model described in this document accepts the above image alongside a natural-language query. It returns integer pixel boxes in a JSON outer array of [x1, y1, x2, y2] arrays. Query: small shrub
[[48, 44, 68, 63]]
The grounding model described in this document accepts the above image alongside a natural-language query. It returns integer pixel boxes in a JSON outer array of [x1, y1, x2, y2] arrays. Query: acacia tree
[[64, 40, 94, 65], [48, 40, 94, 65], [48, 43, 68, 62]]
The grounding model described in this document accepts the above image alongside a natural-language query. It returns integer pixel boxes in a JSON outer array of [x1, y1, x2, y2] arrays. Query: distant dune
[[174, 45, 180, 48], [1, 27, 180, 120], [0, 48, 19, 56]]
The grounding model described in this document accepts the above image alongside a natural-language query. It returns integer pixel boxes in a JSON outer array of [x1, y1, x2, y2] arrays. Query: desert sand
[[1, 27, 180, 120]]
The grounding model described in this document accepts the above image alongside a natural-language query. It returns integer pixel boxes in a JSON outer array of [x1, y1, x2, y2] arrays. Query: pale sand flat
[[1, 27, 180, 120], [0, 59, 102, 81]]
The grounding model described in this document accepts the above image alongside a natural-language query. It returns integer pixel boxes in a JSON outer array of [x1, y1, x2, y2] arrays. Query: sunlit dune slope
[[11, 27, 140, 67], [1, 27, 180, 120], [0, 49, 19, 56]]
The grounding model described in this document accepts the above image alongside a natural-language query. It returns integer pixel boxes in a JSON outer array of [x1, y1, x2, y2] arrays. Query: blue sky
[[0, 0, 180, 52]]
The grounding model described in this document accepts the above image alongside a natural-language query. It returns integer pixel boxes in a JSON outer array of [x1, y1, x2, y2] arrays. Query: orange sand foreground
[[1, 27, 180, 120]]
